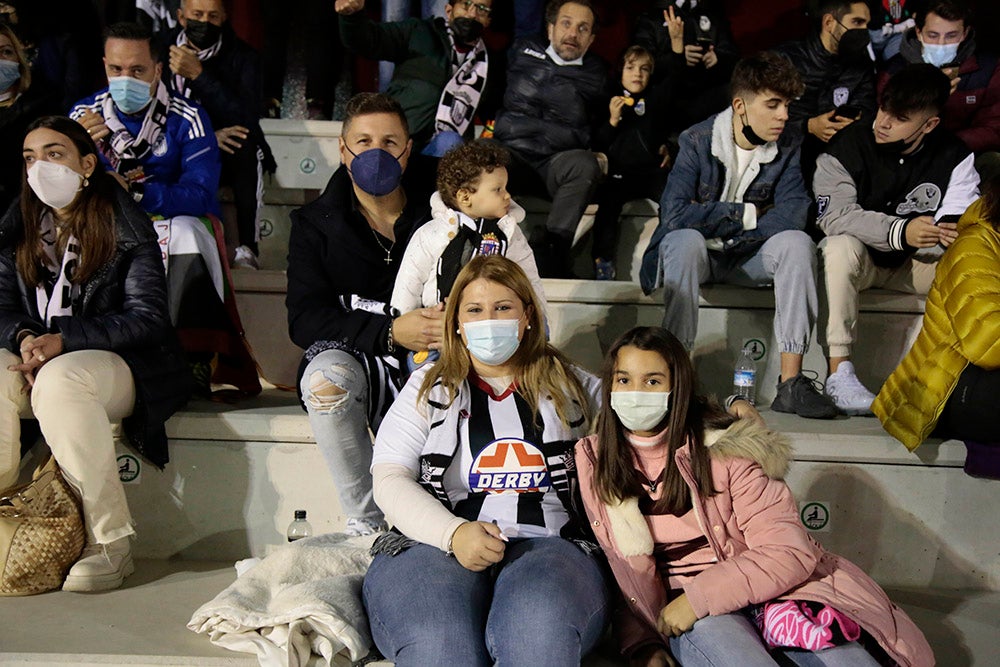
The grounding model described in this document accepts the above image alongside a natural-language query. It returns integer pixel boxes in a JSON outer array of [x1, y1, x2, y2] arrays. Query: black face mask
[[740, 111, 768, 146], [185, 19, 223, 50], [836, 26, 874, 67], [451, 16, 484, 45], [875, 119, 931, 155]]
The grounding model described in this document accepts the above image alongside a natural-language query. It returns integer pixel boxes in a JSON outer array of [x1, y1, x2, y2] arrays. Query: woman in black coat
[[0, 115, 191, 592]]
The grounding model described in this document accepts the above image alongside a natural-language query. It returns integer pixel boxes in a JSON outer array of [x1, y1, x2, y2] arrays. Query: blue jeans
[[658, 228, 818, 353], [300, 349, 383, 524], [363, 538, 610, 666], [669, 611, 881, 667]]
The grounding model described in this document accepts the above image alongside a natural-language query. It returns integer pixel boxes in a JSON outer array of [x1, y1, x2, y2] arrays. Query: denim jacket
[[639, 109, 810, 293]]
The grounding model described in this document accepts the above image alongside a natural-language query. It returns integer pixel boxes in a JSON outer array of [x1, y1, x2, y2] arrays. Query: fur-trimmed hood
[[602, 419, 792, 559], [702, 417, 792, 479]]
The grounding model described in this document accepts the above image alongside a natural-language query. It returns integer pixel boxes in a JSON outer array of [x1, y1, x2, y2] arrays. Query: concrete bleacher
[[1, 120, 997, 666]]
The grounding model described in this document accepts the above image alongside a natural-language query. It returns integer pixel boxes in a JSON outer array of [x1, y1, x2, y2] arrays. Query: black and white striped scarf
[[170, 30, 223, 100], [35, 212, 81, 327], [433, 29, 489, 137]]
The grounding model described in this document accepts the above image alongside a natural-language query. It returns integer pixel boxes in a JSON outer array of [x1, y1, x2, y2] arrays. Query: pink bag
[[753, 600, 862, 651]]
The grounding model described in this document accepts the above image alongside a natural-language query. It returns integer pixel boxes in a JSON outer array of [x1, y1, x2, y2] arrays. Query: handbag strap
[[0, 456, 60, 514]]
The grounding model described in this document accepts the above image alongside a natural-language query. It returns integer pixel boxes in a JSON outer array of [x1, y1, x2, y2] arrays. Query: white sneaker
[[63, 536, 134, 592], [344, 517, 388, 537], [824, 361, 876, 416], [233, 245, 260, 270]]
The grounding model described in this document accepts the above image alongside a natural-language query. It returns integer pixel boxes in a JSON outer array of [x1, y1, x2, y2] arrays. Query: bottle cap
[[294, 510, 307, 520]]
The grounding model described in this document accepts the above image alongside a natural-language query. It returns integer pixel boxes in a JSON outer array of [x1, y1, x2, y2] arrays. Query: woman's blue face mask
[[462, 318, 522, 366], [0, 59, 20, 93]]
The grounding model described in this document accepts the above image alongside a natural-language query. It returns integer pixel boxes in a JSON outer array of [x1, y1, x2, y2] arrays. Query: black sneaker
[[771, 373, 839, 419]]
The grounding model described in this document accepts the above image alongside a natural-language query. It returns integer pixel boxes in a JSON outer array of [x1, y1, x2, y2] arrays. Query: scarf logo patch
[[153, 133, 168, 157]]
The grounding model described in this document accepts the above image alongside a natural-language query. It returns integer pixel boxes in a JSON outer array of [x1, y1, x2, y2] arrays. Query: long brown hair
[[592, 327, 732, 515], [417, 254, 592, 427], [18, 116, 118, 286]]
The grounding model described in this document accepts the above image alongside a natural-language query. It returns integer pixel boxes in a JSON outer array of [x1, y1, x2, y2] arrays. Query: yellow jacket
[[873, 201, 1000, 450]]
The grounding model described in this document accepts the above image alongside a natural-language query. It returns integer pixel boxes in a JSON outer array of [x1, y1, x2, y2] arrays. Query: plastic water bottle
[[733, 347, 757, 405], [286, 510, 312, 542]]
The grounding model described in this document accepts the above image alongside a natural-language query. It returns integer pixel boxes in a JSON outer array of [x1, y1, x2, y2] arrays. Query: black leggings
[[936, 363, 1000, 442]]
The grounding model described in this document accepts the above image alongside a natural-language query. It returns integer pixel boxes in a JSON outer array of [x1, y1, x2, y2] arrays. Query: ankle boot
[[63, 535, 134, 592]]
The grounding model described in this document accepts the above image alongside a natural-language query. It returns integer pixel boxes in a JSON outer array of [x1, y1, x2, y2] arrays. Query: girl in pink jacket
[[574, 326, 933, 667]]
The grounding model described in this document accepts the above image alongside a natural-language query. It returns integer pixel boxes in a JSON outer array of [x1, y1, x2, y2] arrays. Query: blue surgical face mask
[[0, 59, 20, 93], [108, 75, 153, 115], [346, 146, 404, 197], [921, 41, 960, 68], [462, 318, 521, 366]]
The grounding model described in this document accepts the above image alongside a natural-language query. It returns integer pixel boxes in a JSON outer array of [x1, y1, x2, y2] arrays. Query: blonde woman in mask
[[574, 326, 931, 667], [363, 254, 610, 667], [0, 115, 190, 591], [0, 23, 57, 211]]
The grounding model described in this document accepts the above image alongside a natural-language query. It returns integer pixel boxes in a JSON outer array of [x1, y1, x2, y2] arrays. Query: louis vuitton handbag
[[0, 456, 85, 595]]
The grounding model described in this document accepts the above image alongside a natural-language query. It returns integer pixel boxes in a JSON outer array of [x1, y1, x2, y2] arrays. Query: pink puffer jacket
[[574, 419, 933, 667]]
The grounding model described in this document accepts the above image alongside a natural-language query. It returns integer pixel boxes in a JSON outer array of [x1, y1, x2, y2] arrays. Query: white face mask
[[27, 160, 84, 210], [610, 391, 671, 432], [921, 40, 959, 68]]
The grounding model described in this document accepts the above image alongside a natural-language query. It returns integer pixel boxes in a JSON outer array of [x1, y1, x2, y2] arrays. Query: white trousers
[[0, 349, 136, 544]]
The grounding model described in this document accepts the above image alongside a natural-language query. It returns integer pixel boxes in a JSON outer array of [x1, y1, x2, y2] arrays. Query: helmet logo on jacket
[[896, 183, 941, 215], [470, 438, 551, 494]]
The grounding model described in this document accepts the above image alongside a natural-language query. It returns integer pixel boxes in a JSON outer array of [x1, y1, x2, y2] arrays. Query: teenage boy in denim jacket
[[640, 52, 838, 419]]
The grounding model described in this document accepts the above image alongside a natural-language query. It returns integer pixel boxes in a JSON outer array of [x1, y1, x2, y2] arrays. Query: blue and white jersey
[[373, 365, 600, 539], [69, 89, 221, 218]]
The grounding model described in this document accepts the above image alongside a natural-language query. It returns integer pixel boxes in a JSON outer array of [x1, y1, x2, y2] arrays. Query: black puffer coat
[[494, 37, 608, 160], [0, 187, 192, 467]]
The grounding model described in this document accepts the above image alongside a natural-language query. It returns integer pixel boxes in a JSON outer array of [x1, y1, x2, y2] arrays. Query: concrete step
[[0, 558, 994, 666], [234, 269, 926, 405], [63, 390, 993, 594]]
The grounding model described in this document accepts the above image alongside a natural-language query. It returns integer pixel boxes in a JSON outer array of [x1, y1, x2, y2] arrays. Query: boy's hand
[[609, 96, 628, 127]]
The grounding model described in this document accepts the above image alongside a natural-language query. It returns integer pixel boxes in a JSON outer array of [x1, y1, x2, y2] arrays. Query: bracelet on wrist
[[386, 318, 396, 354]]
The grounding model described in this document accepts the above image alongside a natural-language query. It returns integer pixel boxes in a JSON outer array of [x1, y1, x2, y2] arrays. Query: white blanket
[[188, 533, 377, 667]]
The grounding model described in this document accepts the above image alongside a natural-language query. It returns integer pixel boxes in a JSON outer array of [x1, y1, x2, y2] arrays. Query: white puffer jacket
[[390, 192, 547, 315]]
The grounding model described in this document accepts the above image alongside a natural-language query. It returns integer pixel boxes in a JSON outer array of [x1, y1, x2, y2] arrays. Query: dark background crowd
[[8, 0, 1000, 120]]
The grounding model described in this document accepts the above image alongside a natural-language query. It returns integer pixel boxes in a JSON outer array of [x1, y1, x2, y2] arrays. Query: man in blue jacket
[[640, 52, 837, 419], [71, 23, 257, 395]]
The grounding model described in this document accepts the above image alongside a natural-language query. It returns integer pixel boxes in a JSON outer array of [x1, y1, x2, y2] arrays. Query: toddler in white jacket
[[391, 141, 546, 368]]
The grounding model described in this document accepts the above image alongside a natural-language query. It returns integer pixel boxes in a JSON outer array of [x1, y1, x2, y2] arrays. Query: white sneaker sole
[[62, 554, 135, 592]]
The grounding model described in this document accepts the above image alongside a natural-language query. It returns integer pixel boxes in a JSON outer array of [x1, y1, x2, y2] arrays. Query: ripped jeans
[[300, 349, 384, 524]]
